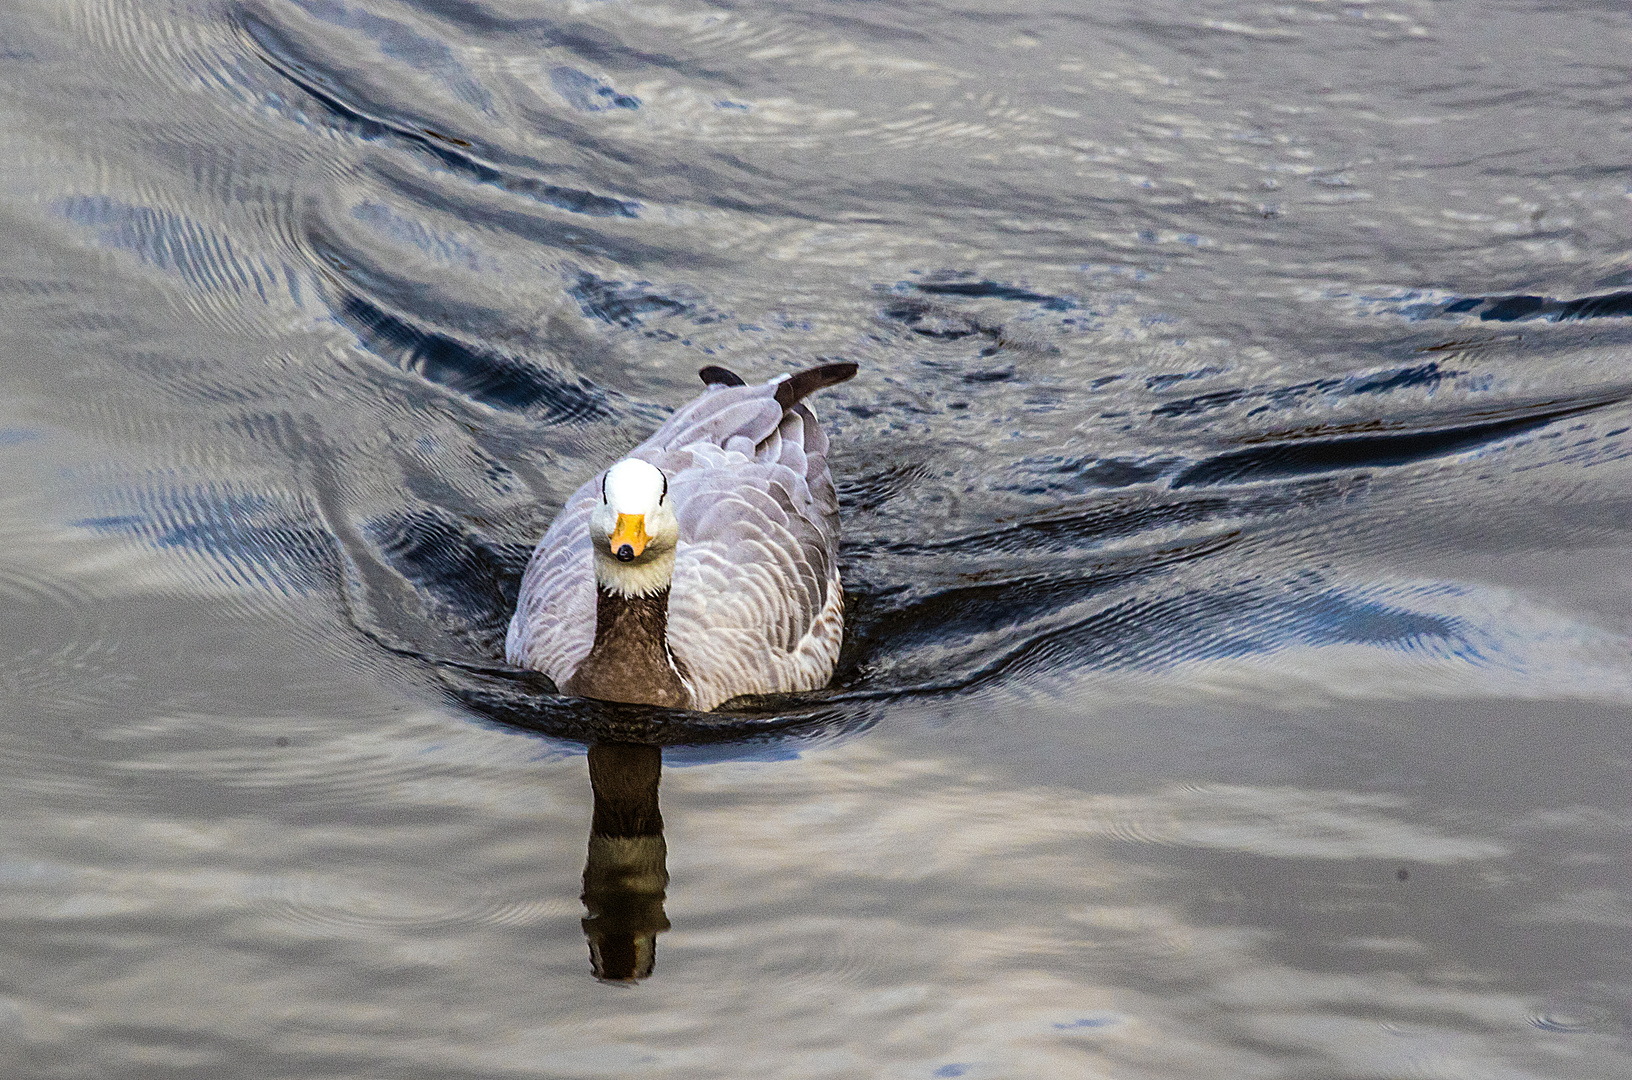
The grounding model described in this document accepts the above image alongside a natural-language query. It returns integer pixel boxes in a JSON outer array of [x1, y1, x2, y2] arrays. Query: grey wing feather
[[664, 393, 844, 708], [505, 478, 599, 682], [640, 385, 786, 453]]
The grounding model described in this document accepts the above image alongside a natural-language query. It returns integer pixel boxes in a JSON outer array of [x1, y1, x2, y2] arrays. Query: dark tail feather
[[774, 361, 858, 410], [698, 365, 746, 387]]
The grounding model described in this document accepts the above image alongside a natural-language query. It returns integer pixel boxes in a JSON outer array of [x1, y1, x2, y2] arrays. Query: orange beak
[[609, 513, 650, 561]]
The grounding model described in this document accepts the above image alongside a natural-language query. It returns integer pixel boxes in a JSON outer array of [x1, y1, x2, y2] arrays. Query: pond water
[[3, 0, 1631, 1075]]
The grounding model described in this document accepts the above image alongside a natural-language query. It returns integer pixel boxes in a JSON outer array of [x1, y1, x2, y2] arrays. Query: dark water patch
[[75, 485, 334, 596], [1346, 363, 1452, 395], [880, 296, 990, 341], [837, 530, 1243, 690], [1458, 295, 1549, 321], [300, 218, 501, 326], [1146, 367, 1223, 391], [1541, 292, 1632, 321], [872, 494, 1235, 560], [1171, 394, 1627, 488], [294, 419, 513, 672], [283, 0, 493, 112], [878, 281, 1078, 351], [912, 280, 1078, 311], [368, 160, 678, 268], [363, 508, 529, 655], [1153, 362, 1460, 419], [975, 578, 1473, 690], [402, 0, 738, 84], [394, 0, 562, 38], [1415, 334, 1523, 355], [1153, 386, 1250, 418], [1013, 455, 1177, 492], [238, 10, 637, 218], [568, 271, 696, 328], [56, 196, 290, 303], [549, 67, 639, 111], [1071, 458, 1174, 488], [332, 291, 611, 421], [835, 463, 935, 513], [1414, 290, 1632, 323]]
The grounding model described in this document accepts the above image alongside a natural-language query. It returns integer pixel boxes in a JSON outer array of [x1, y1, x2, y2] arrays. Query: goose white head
[[590, 458, 679, 597]]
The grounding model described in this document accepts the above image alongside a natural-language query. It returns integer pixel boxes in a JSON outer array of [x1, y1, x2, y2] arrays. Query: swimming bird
[[506, 362, 857, 710]]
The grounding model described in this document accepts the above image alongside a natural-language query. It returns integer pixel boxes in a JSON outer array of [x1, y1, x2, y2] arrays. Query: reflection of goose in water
[[581, 743, 669, 981], [507, 363, 857, 710]]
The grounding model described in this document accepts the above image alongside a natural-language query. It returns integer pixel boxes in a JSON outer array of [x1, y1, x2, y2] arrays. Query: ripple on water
[[0, 564, 131, 717], [1526, 985, 1631, 1036], [247, 870, 560, 936], [54, 194, 306, 334], [80, 479, 333, 599], [232, 1, 641, 221], [677, 915, 902, 1012]]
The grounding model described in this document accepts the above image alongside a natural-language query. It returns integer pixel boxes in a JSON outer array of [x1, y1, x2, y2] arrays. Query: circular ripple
[[1528, 1012, 1596, 1034], [249, 871, 563, 935], [696, 916, 896, 1005], [0, 564, 129, 716], [1526, 997, 1628, 1035]]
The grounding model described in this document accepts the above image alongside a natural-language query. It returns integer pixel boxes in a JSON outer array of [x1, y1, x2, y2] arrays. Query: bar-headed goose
[[506, 362, 856, 710]]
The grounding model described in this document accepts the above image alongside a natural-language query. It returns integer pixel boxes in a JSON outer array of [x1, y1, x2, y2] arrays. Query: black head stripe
[[601, 472, 607, 502], [660, 471, 668, 504]]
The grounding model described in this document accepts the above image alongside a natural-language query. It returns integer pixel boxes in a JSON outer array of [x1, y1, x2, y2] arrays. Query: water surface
[[2, 0, 1631, 1076]]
